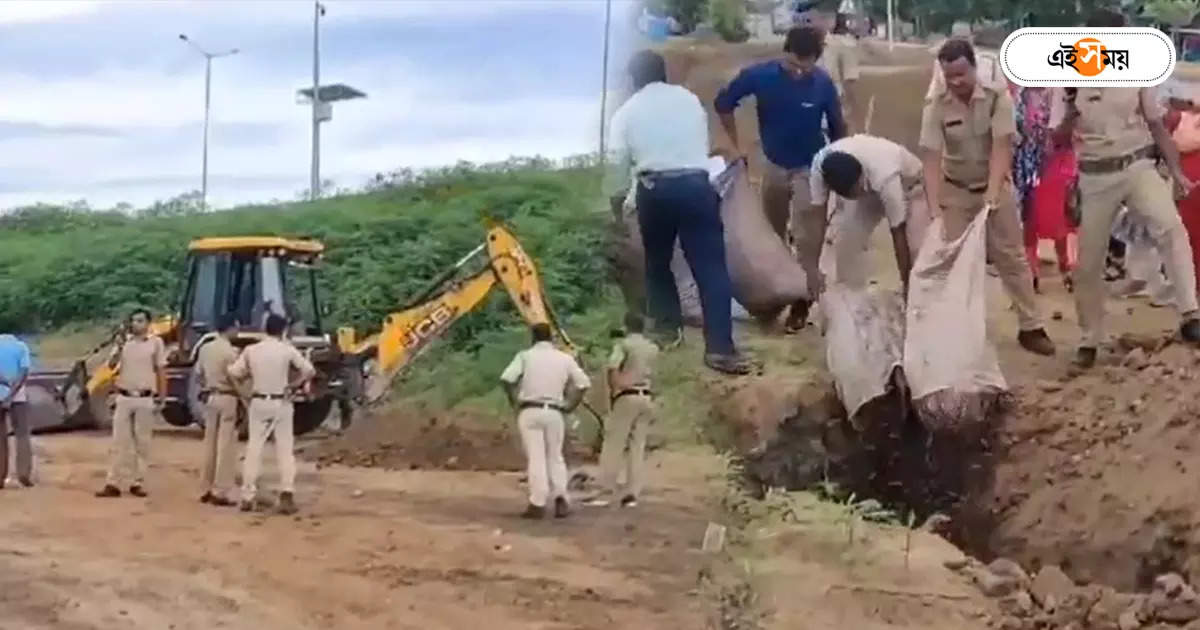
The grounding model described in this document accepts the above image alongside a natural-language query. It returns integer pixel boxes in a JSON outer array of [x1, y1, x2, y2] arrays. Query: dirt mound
[[303, 407, 533, 472], [966, 334, 1200, 592]]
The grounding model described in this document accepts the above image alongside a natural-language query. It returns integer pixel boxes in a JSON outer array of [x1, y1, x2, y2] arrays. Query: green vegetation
[[2, 158, 633, 406], [710, 0, 752, 42]]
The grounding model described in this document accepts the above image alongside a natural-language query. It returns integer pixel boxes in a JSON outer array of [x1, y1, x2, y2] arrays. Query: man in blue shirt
[[715, 25, 846, 333], [0, 334, 33, 488]]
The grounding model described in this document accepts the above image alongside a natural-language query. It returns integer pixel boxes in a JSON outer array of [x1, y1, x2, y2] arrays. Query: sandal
[[704, 353, 759, 376], [783, 300, 810, 335]]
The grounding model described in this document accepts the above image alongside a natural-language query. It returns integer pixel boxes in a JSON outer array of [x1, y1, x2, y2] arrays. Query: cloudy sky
[[0, 0, 641, 211]]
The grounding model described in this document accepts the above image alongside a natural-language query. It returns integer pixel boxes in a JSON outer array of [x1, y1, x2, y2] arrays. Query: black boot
[[1182, 318, 1200, 344], [520, 504, 545, 519], [1017, 328, 1056, 356], [277, 491, 298, 515]]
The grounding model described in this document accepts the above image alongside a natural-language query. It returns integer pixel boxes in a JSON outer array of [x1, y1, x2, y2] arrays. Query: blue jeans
[[636, 170, 736, 356]]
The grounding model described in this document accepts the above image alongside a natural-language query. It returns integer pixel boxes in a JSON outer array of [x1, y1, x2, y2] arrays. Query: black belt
[[252, 393, 286, 400], [613, 388, 654, 401], [518, 401, 564, 412], [637, 168, 708, 180], [117, 389, 154, 398], [1079, 145, 1155, 175], [943, 176, 987, 194]]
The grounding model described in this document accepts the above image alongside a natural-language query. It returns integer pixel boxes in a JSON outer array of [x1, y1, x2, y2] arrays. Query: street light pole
[[202, 56, 212, 208], [179, 34, 238, 211], [311, 0, 324, 201], [599, 0, 612, 161]]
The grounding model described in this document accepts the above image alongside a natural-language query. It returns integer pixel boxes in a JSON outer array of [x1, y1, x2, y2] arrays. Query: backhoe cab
[[26, 237, 347, 436]]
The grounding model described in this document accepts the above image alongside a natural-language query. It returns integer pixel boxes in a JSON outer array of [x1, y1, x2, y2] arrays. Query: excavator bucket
[[24, 360, 100, 431]]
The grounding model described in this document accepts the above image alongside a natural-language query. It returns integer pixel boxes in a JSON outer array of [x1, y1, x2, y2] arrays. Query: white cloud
[[0, 1, 99, 24], [0, 0, 630, 211]]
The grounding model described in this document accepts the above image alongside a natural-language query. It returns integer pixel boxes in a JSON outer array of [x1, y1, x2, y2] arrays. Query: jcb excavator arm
[[339, 224, 575, 404]]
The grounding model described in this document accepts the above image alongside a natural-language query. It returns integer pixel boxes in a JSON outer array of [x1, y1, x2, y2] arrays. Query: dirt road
[[0, 429, 721, 629]]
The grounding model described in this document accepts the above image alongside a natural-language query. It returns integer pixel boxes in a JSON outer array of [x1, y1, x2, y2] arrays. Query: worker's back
[[506, 341, 584, 405]]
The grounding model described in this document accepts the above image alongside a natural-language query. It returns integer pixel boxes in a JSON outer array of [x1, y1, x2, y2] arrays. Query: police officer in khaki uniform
[[585, 313, 659, 509], [816, 11, 861, 128], [500, 323, 591, 520], [227, 314, 315, 515], [196, 314, 242, 507], [919, 39, 1056, 356], [1052, 9, 1200, 367], [96, 308, 167, 498], [809, 134, 929, 292]]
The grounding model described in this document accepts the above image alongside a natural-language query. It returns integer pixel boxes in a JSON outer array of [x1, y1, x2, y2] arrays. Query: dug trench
[[722, 332, 1200, 628]]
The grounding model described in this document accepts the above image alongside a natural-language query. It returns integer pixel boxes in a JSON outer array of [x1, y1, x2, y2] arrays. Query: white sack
[[821, 285, 905, 423], [903, 210, 1007, 431]]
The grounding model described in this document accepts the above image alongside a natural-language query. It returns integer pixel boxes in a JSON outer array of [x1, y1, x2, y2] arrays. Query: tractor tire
[[186, 364, 207, 430], [293, 397, 334, 436]]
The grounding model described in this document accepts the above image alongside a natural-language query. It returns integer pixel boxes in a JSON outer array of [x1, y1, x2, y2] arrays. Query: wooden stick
[[864, 95, 876, 135], [826, 583, 970, 601]]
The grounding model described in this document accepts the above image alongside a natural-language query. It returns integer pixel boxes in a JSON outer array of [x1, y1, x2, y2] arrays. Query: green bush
[[0, 159, 614, 362], [711, 0, 751, 42]]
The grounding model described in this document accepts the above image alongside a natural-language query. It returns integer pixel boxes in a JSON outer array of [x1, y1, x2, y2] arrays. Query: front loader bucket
[[25, 361, 107, 432]]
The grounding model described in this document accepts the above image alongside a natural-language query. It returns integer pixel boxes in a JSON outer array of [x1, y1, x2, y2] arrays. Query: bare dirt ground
[[0, 429, 722, 629]]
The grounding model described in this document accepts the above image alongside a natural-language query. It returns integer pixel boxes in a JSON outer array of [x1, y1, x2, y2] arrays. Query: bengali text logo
[[1001, 28, 1174, 87]]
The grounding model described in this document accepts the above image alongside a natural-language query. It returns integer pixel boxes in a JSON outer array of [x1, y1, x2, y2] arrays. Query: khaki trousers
[[597, 394, 655, 498], [940, 183, 1043, 331], [0, 403, 32, 483], [1076, 161, 1200, 347], [201, 394, 240, 499], [106, 395, 155, 487], [763, 161, 824, 293], [517, 407, 568, 508], [241, 398, 295, 502]]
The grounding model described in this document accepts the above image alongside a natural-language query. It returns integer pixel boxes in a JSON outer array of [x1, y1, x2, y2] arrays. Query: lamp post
[[297, 1, 365, 201], [599, 0, 612, 160], [311, 0, 325, 200], [178, 34, 238, 211]]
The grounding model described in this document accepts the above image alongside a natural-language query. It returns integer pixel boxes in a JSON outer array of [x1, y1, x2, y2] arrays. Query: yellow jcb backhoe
[[25, 222, 579, 437]]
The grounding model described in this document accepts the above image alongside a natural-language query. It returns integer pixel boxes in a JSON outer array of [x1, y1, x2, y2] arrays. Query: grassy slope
[[1, 162, 628, 404]]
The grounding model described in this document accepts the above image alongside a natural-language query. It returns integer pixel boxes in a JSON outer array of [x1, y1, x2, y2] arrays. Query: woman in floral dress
[[1012, 85, 1076, 293]]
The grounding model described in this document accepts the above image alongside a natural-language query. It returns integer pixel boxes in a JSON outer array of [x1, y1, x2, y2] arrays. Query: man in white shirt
[[809, 135, 928, 294], [227, 314, 315, 515], [606, 49, 755, 376], [500, 324, 591, 519]]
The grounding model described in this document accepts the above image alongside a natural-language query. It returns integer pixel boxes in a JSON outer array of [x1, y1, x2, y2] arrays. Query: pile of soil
[[966, 334, 1200, 592], [722, 329, 1200, 600], [303, 404, 596, 473], [302, 407, 523, 472]]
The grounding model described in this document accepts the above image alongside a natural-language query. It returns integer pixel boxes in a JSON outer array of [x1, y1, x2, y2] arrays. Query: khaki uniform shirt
[[819, 34, 861, 97], [1048, 87, 1161, 161], [607, 333, 660, 391], [919, 82, 1016, 187], [810, 134, 922, 227], [500, 341, 591, 406], [196, 336, 240, 394], [227, 337, 315, 396], [112, 335, 166, 392]]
